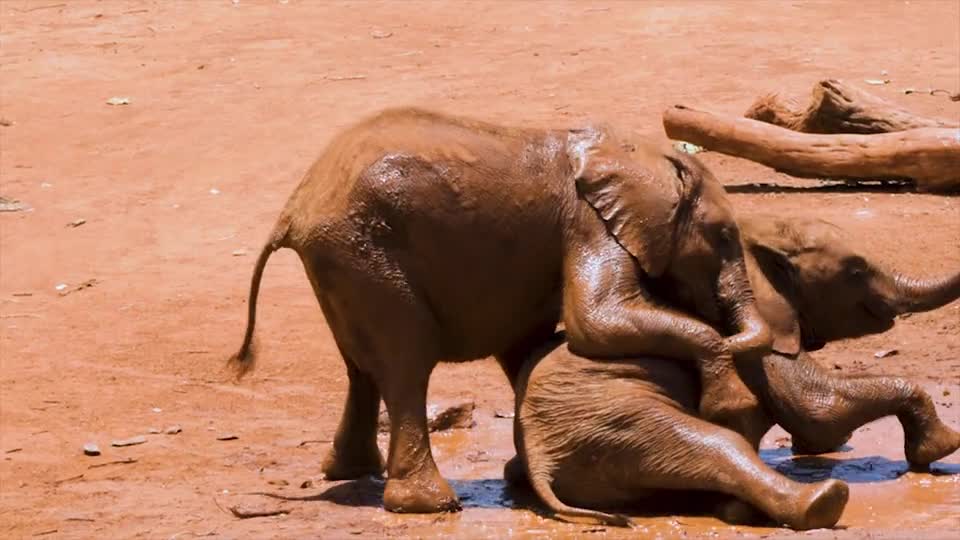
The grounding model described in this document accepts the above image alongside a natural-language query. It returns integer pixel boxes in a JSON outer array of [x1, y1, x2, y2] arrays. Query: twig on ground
[[18, 3, 66, 13], [88, 458, 138, 469], [325, 75, 367, 82], [58, 279, 99, 297], [213, 496, 289, 519], [297, 439, 331, 447], [53, 474, 84, 485]]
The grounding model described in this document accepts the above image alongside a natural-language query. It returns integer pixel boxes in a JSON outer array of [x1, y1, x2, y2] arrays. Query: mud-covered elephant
[[734, 214, 959, 457], [228, 108, 772, 512], [509, 215, 960, 528]]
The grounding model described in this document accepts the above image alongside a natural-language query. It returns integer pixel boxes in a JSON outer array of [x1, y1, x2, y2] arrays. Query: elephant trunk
[[892, 271, 960, 313], [717, 259, 773, 356]]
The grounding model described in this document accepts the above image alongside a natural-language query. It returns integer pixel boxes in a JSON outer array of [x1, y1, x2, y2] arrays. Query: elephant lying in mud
[[229, 108, 773, 512], [509, 215, 960, 529]]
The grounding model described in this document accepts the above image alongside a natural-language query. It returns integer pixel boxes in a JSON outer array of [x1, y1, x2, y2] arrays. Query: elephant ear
[[746, 241, 803, 355], [568, 127, 682, 278], [739, 216, 807, 354]]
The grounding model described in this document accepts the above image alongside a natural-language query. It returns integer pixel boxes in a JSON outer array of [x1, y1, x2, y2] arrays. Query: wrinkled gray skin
[[508, 215, 960, 528]]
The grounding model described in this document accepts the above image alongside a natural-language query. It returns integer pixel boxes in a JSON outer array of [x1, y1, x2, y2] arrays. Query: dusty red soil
[[1, 1, 958, 538]]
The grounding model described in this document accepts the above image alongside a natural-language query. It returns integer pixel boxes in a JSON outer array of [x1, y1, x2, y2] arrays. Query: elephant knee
[[780, 403, 852, 452], [792, 432, 851, 455], [802, 404, 842, 428]]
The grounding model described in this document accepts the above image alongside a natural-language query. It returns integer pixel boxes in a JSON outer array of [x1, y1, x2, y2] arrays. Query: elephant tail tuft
[[528, 468, 633, 528], [227, 221, 289, 380]]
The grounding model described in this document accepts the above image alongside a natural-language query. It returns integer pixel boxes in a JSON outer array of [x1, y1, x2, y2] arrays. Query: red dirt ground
[[1, 1, 958, 538]]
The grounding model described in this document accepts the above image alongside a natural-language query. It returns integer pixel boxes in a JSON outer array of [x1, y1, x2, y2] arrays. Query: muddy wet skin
[[1, 1, 958, 538]]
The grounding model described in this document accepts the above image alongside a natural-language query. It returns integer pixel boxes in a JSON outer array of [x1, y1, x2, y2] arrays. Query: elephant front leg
[[562, 246, 761, 436], [761, 355, 960, 467], [321, 359, 385, 480]]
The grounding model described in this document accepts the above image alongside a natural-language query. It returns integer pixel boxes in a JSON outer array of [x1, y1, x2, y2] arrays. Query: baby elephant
[[513, 335, 850, 530], [511, 215, 960, 529]]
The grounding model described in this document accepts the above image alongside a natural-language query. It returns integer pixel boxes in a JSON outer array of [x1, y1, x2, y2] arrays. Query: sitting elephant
[[228, 108, 772, 513], [510, 215, 959, 528]]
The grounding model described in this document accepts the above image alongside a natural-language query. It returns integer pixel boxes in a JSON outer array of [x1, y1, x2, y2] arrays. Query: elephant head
[[569, 128, 770, 355], [740, 215, 960, 354]]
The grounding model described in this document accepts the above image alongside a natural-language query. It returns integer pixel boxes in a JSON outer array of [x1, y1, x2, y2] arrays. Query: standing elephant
[[228, 108, 772, 513], [510, 215, 959, 528]]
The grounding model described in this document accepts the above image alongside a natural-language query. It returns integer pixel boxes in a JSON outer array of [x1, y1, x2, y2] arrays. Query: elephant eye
[[719, 225, 736, 242], [666, 156, 686, 181], [844, 256, 868, 278]]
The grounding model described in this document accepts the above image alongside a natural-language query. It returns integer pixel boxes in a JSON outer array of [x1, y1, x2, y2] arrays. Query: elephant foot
[[782, 479, 849, 531], [383, 475, 461, 513], [905, 420, 960, 468], [321, 443, 385, 481], [503, 455, 530, 488]]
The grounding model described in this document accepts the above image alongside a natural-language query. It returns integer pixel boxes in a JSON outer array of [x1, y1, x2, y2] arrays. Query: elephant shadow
[[260, 455, 959, 511], [725, 180, 915, 194], [760, 447, 960, 483], [256, 477, 524, 510], [255, 476, 385, 508], [450, 478, 527, 509]]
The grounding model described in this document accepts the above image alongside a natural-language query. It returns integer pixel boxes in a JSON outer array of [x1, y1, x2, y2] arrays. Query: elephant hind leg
[[359, 296, 459, 513], [320, 356, 384, 480], [309, 256, 459, 513], [623, 410, 849, 530], [379, 360, 460, 513]]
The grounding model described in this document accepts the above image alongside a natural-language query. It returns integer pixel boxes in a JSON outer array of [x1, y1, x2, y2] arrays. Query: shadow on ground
[[762, 447, 960, 483], [725, 180, 917, 194]]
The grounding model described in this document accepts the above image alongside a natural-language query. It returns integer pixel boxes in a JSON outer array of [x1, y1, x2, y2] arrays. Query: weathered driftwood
[[663, 105, 960, 192], [744, 79, 958, 134]]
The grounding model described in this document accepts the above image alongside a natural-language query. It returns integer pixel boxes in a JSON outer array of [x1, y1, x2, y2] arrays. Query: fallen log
[[744, 79, 958, 134], [663, 105, 960, 192]]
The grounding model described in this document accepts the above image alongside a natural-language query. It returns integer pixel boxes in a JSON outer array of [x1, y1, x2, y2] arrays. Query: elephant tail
[[227, 220, 290, 380], [527, 468, 633, 528]]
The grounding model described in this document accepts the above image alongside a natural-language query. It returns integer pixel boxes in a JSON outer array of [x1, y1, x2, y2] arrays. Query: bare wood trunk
[[663, 105, 960, 193], [743, 79, 958, 134]]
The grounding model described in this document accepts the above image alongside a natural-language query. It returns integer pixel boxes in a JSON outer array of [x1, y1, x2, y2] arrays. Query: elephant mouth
[[860, 300, 896, 326]]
